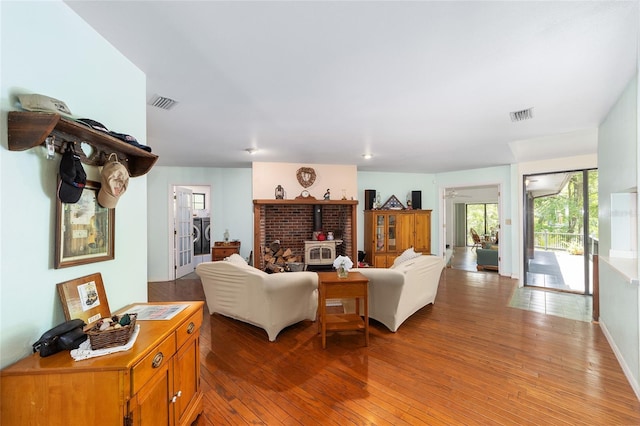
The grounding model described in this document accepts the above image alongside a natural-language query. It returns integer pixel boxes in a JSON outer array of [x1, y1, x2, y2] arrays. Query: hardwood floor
[[149, 268, 640, 425]]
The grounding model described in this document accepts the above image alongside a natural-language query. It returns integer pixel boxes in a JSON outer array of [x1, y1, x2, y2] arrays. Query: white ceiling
[[65, 1, 638, 173]]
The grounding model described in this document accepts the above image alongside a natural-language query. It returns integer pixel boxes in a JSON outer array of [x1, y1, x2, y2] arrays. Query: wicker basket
[[87, 313, 137, 350]]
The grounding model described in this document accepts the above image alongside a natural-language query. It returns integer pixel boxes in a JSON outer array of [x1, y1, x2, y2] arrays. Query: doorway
[[170, 184, 212, 279], [443, 185, 501, 272], [523, 169, 598, 294]]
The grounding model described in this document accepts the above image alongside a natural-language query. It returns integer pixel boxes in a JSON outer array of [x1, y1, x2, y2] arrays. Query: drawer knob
[[151, 352, 164, 368], [171, 390, 182, 404], [187, 322, 195, 334]]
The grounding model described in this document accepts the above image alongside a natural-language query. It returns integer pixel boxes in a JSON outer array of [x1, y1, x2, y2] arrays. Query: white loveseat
[[195, 255, 318, 341], [357, 254, 445, 332]]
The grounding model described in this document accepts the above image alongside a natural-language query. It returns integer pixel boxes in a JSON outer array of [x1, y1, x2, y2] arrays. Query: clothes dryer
[[202, 218, 211, 255], [193, 217, 204, 255]]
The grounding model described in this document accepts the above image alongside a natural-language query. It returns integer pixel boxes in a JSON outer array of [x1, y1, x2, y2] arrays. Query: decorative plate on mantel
[[296, 167, 316, 188]]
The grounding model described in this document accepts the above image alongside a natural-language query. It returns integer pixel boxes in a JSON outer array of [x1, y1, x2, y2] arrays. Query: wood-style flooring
[[149, 268, 640, 425]]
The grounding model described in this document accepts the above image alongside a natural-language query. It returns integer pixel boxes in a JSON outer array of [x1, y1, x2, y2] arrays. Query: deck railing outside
[[534, 231, 599, 256]]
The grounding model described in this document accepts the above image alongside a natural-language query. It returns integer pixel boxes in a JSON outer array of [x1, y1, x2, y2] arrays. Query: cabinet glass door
[[375, 215, 385, 252], [388, 215, 397, 251]]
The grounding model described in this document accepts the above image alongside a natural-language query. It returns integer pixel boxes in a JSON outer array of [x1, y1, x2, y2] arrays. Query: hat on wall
[[98, 153, 129, 209], [18, 94, 74, 118], [57, 144, 86, 203]]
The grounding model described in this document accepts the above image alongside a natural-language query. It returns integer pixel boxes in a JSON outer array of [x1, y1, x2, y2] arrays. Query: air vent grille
[[148, 94, 178, 110], [510, 108, 534, 122]]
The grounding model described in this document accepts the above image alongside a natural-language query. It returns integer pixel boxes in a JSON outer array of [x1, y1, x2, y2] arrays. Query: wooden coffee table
[[316, 271, 369, 349]]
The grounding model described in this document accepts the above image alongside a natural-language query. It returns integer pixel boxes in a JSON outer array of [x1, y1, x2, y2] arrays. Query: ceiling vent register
[[148, 94, 178, 110], [510, 108, 534, 122]]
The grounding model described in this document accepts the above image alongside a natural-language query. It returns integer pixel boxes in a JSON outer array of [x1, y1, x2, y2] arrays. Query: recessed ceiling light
[[245, 148, 258, 155], [362, 154, 373, 160]]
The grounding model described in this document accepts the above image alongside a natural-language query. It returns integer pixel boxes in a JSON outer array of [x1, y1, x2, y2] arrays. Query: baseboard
[[599, 318, 640, 401]]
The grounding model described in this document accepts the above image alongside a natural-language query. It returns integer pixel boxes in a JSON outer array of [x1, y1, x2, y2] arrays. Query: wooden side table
[[211, 241, 241, 261], [316, 271, 369, 349]]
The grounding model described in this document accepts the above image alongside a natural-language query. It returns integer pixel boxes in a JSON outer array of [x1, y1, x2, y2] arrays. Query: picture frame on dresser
[[55, 179, 114, 269], [56, 272, 111, 325]]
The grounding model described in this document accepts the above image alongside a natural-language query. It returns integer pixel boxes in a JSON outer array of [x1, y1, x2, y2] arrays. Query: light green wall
[[598, 75, 639, 391], [435, 165, 513, 276], [357, 171, 437, 253], [146, 166, 253, 281], [0, 1, 148, 368], [146, 167, 519, 281]]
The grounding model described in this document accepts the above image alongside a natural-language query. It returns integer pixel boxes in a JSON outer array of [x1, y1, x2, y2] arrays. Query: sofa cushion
[[392, 247, 422, 268], [225, 253, 248, 265]]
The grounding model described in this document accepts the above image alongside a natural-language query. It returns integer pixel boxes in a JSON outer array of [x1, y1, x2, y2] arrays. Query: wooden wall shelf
[[7, 111, 158, 177]]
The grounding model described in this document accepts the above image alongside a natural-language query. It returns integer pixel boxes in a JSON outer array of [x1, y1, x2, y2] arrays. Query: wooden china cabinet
[[363, 210, 431, 267], [1, 302, 204, 426]]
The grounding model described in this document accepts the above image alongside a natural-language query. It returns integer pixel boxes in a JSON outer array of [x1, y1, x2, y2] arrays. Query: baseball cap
[[108, 131, 152, 153], [98, 154, 129, 209], [19, 94, 74, 118], [57, 144, 86, 203]]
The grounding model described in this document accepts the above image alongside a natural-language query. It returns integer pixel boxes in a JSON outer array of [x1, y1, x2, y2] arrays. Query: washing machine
[[202, 218, 211, 254], [193, 217, 204, 255]]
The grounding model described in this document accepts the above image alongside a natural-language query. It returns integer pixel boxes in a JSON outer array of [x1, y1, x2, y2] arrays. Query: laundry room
[[187, 185, 211, 268]]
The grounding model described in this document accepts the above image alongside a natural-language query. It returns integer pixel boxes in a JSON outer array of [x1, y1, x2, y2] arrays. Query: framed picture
[[55, 179, 115, 269], [57, 273, 111, 325]]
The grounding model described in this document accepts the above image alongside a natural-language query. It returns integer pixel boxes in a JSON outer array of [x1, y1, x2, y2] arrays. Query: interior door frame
[[439, 183, 502, 272], [171, 186, 194, 280]]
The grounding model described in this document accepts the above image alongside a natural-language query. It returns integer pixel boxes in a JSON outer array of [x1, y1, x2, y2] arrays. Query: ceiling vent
[[510, 107, 534, 122], [148, 94, 178, 110]]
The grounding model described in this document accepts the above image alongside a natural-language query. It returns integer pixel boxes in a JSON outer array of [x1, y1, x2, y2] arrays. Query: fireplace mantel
[[253, 199, 358, 206], [253, 199, 359, 269]]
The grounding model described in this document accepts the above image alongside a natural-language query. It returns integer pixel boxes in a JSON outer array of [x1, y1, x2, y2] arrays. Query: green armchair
[[476, 244, 498, 271]]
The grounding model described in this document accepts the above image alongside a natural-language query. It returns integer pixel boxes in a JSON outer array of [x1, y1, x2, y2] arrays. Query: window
[[466, 203, 498, 245], [193, 193, 205, 211]]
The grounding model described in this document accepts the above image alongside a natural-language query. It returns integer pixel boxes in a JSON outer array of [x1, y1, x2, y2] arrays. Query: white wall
[[0, 1, 147, 368], [252, 162, 358, 200]]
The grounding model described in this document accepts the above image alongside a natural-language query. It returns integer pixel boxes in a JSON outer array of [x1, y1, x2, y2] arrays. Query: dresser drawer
[[132, 334, 176, 394], [176, 310, 202, 348], [211, 247, 240, 260]]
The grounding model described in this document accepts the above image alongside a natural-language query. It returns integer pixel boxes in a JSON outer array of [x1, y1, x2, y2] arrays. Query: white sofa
[[357, 254, 445, 332], [195, 255, 318, 341]]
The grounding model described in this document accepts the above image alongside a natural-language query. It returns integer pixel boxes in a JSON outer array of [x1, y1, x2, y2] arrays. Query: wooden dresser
[[211, 241, 241, 261], [1, 301, 204, 426]]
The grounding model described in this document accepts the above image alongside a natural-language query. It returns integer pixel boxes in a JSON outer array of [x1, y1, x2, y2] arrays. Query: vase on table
[[337, 264, 349, 278]]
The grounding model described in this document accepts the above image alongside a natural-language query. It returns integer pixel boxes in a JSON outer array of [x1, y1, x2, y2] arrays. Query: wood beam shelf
[[7, 111, 158, 177]]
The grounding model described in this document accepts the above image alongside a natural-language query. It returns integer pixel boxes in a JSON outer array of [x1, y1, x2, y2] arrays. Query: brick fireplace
[[253, 199, 358, 269]]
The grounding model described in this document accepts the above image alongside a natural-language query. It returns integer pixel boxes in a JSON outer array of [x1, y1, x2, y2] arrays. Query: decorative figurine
[[324, 189, 330, 200]]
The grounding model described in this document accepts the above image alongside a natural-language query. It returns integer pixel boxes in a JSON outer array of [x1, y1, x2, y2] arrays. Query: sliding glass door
[[466, 203, 499, 245], [523, 169, 597, 294]]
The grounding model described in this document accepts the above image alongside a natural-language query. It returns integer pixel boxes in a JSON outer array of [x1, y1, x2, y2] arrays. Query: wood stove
[[304, 240, 343, 270]]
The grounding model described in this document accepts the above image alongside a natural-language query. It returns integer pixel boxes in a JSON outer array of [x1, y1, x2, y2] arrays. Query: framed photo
[[55, 179, 114, 269], [57, 273, 111, 325]]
